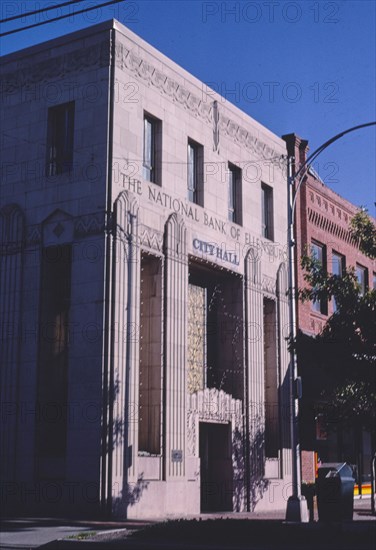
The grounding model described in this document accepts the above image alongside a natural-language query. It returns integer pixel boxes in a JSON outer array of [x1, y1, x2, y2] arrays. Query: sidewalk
[[0, 517, 151, 550], [1, 498, 374, 550]]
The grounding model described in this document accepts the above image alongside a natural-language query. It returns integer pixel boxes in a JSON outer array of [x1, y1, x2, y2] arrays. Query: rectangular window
[[311, 241, 327, 315], [187, 139, 203, 205], [332, 252, 345, 276], [261, 183, 274, 241], [139, 254, 162, 455], [228, 163, 242, 225], [188, 266, 243, 400], [356, 264, 368, 295], [46, 102, 75, 176], [37, 245, 71, 478], [263, 298, 279, 458], [373, 273, 376, 290], [332, 252, 345, 312], [143, 113, 162, 184]]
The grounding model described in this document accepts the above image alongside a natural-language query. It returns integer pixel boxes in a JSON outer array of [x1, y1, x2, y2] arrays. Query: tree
[[349, 208, 376, 260], [295, 209, 376, 440], [296, 258, 375, 435]]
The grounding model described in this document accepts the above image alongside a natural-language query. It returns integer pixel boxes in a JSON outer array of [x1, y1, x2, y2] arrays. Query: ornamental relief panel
[[187, 284, 206, 394], [26, 225, 42, 246], [19, 212, 106, 250], [187, 388, 243, 457], [115, 42, 281, 165], [74, 212, 106, 237], [138, 225, 164, 252], [2, 41, 110, 94], [262, 274, 276, 296]]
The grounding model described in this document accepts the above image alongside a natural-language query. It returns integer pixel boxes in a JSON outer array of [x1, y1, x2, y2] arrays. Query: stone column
[[277, 262, 292, 477], [111, 191, 140, 505], [0, 204, 24, 483], [244, 247, 265, 509], [163, 214, 187, 478]]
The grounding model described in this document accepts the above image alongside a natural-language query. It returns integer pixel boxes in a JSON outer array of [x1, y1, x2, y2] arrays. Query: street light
[[285, 121, 376, 523]]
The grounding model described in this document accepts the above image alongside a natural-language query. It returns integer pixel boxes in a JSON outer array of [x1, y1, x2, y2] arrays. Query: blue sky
[[1, 0, 375, 214]]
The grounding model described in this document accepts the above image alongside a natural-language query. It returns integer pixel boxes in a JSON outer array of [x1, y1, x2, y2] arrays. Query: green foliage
[[296, 248, 375, 434], [68, 532, 97, 540], [350, 209, 376, 260], [324, 381, 376, 432], [299, 255, 362, 310], [299, 254, 375, 354]]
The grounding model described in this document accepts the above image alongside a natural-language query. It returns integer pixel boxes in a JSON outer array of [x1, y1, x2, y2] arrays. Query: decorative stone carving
[[213, 100, 220, 152], [187, 388, 243, 457], [26, 225, 41, 246], [262, 274, 276, 295], [115, 43, 281, 165], [276, 263, 288, 302], [42, 209, 74, 246], [114, 191, 140, 245], [1, 41, 110, 94], [164, 213, 187, 259], [138, 225, 163, 252], [74, 212, 106, 237], [187, 284, 206, 394], [244, 246, 262, 287], [0, 204, 25, 254], [186, 409, 197, 457]]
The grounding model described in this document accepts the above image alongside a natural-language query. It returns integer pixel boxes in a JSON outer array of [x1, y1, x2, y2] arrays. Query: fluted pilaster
[[112, 191, 140, 489], [163, 214, 188, 478], [0, 204, 25, 482], [244, 247, 265, 510], [277, 262, 291, 477]]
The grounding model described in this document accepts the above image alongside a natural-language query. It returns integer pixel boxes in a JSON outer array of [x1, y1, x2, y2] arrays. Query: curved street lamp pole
[[285, 121, 376, 523]]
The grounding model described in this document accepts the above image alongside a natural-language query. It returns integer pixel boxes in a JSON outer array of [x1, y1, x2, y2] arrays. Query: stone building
[[1, 20, 293, 518], [283, 134, 376, 492]]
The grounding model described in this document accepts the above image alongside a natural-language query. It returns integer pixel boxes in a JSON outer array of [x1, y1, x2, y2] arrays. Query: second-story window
[[311, 241, 327, 315], [143, 113, 161, 184], [332, 252, 345, 312], [187, 139, 203, 205], [46, 102, 75, 176], [228, 163, 242, 225], [261, 183, 274, 241], [356, 264, 368, 295]]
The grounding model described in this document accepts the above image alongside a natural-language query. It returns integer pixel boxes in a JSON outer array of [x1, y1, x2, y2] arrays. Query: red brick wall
[[301, 450, 316, 483], [283, 133, 375, 337], [283, 134, 375, 477]]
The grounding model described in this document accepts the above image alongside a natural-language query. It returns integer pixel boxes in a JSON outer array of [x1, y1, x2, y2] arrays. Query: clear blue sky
[[1, 0, 375, 214]]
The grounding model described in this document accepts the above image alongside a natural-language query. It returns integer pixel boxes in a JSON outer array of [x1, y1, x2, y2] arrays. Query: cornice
[[1, 40, 110, 94], [115, 42, 283, 167], [2, 30, 283, 167]]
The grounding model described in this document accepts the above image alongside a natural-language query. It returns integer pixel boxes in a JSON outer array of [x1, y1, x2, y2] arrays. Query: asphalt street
[[1, 498, 375, 550]]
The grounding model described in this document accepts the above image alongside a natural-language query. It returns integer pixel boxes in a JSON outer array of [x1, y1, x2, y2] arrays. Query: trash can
[[316, 462, 355, 521]]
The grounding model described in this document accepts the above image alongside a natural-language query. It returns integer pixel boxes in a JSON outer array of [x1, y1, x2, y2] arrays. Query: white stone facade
[[1, 20, 292, 518]]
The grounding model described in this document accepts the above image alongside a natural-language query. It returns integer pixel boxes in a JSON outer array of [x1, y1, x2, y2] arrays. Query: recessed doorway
[[199, 422, 232, 512]]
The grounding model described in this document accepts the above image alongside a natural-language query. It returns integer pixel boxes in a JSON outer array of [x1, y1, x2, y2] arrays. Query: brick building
[[283, 134, 376, 491]]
